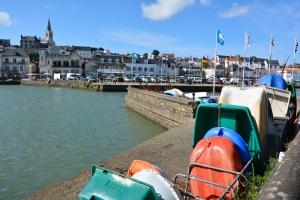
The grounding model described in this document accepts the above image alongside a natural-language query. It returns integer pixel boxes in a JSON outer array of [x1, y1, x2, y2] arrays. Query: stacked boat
[[78, 74, 297, 199]]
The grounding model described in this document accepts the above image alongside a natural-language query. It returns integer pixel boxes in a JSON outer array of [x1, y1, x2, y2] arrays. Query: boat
[[132, 169, 183, 200], [78, 165, 158, 200], [193, 103, 264, 173], [257, 74, 288, 90], [127, 160, 183, 199], [184, 92, 208, 99], [189, 136, 244, 199], [127, 160, 171, 181], [164, 88, 185, 98], [203, 127, 252, 172]]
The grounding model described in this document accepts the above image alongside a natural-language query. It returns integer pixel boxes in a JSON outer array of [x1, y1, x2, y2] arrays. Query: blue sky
[[1, 0, 300, 65]]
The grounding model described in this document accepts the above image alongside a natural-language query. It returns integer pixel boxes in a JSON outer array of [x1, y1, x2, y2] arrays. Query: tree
[[152, 50, 160, 59], [201, 69, 206, 78], [117, 62, 126, 76], [200, 61, 209, 69], [90, 65, 98, 76]]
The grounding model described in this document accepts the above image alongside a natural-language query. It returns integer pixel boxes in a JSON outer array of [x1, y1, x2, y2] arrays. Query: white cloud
[[218, 3, 252, 18], [199, 0, 211, 6], [0, 12, 14, 26], [141, 0, 195, 21], [99, 26, 176, 47]]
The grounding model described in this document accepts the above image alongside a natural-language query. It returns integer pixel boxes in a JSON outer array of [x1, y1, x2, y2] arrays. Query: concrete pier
[[23, 82, 300, 200]]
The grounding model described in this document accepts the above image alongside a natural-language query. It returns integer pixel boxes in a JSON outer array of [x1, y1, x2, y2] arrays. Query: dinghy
[[189, 136, 244, 199]]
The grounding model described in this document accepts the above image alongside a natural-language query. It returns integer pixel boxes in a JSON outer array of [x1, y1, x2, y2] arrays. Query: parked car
[[150, 77, 157, 83], [230, 78, 239, 85], [86, 76, 97, 82], [159, 77, 167, 83], [206, 78, 220, 84], [178, 77, 186, 83], [220, 78, 230, 85], [123, 77, 131, 82], [134, 77, 143, 82], [169, 77, 176, 83]]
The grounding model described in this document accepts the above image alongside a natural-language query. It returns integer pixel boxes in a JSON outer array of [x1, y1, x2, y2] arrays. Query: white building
[[1, 48, 29, 77], [39, 46, 82, 75]]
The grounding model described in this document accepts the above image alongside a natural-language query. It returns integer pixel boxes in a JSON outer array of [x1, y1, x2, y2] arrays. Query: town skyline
[[1, 0, 300, 65]]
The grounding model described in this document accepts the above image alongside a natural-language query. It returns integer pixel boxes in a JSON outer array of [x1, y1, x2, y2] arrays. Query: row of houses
[[0, 19, 299, 81]]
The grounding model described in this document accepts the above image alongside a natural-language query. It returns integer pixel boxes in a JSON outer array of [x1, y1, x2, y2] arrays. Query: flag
[[202, 56, 207, 63], [295, 41, 298, 54], [132, 53, 139, 59], [225, 57, 230, 64], [217, 30, 225, 46], [245, 32, 252, 47], [271, 36, 275, 47]]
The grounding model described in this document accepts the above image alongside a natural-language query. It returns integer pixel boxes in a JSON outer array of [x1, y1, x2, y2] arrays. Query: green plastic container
[[193, 103, 264, 173], [78, 165, 158, 200]]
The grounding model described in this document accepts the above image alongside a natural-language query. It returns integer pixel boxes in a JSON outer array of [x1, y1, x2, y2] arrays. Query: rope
[[218, 103, 222, 127]]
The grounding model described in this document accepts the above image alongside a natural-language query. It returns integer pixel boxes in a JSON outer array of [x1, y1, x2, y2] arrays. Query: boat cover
[[219, 86, 269, 156], [257, 74, 288, 90]]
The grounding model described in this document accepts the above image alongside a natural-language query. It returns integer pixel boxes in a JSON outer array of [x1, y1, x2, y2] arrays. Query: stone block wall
[[125, 87, 199, 129]]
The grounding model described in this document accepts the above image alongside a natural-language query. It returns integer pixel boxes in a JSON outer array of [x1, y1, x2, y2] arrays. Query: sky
[[1, 0, 300, 65]]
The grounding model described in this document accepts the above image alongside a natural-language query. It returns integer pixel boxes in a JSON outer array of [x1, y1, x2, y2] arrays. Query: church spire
[[47, 18, 51, 31]]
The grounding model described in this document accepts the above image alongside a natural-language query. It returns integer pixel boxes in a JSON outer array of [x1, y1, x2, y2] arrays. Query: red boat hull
[[189, 136, 243, 199]]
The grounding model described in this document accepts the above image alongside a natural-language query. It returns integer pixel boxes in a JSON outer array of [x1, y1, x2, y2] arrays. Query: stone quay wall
[[125, 87, 199, 129], [20, 79, 223, 93]]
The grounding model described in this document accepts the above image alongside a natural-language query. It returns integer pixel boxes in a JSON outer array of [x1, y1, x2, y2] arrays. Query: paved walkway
[[25, 96, 300, 200]]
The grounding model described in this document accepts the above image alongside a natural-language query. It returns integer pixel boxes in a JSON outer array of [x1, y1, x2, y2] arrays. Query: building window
[[108, 58, 112, 63], [63, 61, 69, 67], [101, 58, 104, 63], [138, 67, 142, 72], [13, 59, 16, 63], [20, 66, 24, 71], [5, 58, 9, 63]]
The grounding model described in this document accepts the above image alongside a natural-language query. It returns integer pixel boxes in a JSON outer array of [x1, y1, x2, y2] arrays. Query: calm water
[[0, 85, 166, 199]]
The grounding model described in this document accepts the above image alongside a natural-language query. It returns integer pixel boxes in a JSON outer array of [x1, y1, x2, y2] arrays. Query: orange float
[[189, 136, 244, 199], [127, 160, 161, 177]]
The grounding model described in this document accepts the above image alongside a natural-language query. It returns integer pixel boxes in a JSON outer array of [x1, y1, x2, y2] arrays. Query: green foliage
[[201, 69, 206, 78], [234, 156, 278, 200], [152, 50, 160, 57]]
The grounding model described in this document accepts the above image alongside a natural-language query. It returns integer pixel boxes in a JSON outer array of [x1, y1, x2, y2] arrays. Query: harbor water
[[0, 85, 166, 199]]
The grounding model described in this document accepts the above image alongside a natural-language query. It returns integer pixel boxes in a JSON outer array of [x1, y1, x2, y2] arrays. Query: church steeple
[[47, 18, 51, 31], [45, 18, 55, 46]]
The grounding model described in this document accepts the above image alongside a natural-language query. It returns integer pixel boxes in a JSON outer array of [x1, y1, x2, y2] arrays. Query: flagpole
[[213, 29, 218, 96], [131, 53, 134, 83], [269, 35, 272, 74], [293, 37, 297, 81], [243, 31, 246, 86]]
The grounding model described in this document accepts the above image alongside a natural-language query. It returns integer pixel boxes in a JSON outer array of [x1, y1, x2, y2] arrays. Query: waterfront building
[[1, 48, 29, 77], [20, 35, 41, 55], [0, 39, 11, 53], [39, 46, 82, 75]]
